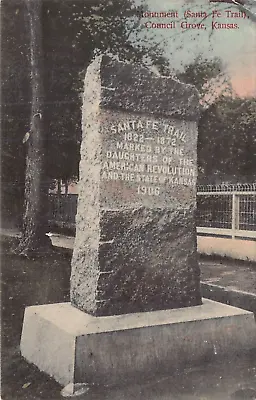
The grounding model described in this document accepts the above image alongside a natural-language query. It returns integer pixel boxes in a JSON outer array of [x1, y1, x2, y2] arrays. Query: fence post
[[231, 193, 239, 239]]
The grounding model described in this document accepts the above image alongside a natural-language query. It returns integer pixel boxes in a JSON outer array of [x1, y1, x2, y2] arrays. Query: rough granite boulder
[[70, 55, 202, 316]]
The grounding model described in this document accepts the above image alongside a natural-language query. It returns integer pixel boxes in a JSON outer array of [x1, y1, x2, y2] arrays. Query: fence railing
[[48, 194, 77, 230], [48, 184, 256, 239], [196, 184, 256, 239]]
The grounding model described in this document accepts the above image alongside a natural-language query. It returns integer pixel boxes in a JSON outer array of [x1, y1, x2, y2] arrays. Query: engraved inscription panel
[[100, 110, 198, 209]]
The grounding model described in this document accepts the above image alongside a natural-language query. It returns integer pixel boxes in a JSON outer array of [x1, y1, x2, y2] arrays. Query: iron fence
[[48, 194, 77, 231], [197, 184, 256, 239], [48, 183, 256, 239]]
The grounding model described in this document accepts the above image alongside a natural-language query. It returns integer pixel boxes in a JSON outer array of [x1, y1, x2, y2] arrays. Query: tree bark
[[16, 0, 52, 257]]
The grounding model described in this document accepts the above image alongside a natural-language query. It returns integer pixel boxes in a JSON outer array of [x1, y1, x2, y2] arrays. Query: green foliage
[[198, 96, 256, 183], [3, 0, 168, 185], [41, 0, 169, 180], [177, 56, 232, 107], [2, 0, 255, 191]]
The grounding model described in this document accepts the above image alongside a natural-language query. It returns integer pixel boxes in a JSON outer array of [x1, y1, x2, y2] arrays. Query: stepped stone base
[[20, 299, 256, 387]]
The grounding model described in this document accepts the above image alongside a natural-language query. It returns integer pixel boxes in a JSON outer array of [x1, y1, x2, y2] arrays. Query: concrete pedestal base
[[20, 299, 256, 387]]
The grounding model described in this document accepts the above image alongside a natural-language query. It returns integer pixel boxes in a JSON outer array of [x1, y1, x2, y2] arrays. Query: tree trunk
[[16, 0, 52, 257]]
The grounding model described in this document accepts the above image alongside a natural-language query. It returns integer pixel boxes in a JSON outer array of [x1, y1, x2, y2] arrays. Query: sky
[[133, 0, 256, 97]]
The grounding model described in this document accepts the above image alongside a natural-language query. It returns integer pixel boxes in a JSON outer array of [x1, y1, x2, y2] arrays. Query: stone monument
[[70, 54, 202, 316], [20, 55, 256, 390]]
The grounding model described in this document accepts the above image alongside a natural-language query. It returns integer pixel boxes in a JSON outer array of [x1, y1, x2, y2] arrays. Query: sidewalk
[[200, 257, 256, 295], [200, 256, 256, 315]]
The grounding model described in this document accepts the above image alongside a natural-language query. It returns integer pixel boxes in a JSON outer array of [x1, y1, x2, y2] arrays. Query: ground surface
[[200, 256, 256, 294], [1, 238, 256, 400]]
